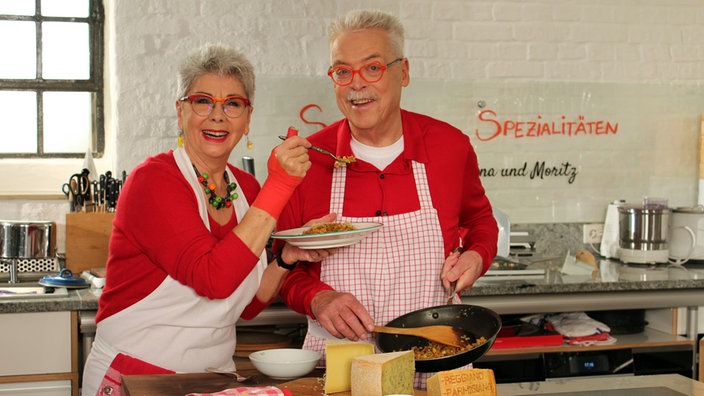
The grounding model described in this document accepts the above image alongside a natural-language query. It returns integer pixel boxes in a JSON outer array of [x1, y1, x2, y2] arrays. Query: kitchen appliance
[[493, 207, 510, 257], [0, 220, 56, 283], [376, 304, 501, 372], [669, 206, 703, 264], [617, 204, 671, 264], [600, 200, 625, 259]]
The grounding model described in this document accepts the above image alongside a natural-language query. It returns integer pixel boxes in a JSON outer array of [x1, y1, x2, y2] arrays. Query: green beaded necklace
[[192, 165, 238, 209]]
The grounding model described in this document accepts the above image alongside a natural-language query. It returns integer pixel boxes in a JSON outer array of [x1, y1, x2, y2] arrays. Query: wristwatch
[[275, 252, 297, 270]]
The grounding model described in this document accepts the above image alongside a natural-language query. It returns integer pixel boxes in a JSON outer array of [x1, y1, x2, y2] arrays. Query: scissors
[[61, 170, 90, 212]]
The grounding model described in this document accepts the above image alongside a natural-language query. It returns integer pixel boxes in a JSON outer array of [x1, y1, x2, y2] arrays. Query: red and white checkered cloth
[[186, 386, 292, 396]]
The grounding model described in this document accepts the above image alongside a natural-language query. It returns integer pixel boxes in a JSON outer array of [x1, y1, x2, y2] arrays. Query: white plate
[[271, 222, 383, 249]]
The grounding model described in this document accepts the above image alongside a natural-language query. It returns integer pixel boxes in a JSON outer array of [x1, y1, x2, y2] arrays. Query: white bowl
[[248, 348, 321, 380]]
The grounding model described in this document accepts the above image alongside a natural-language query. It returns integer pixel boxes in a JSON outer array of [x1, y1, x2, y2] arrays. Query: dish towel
[[523, 312, 617, 346], [186, 387, 292, 396]]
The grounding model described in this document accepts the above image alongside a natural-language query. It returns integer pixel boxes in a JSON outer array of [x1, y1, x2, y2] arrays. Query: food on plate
[[426, 368, 496, 396], [324, 340, 375, 394], [411, 335, 487, 360], [350, 350, 414, 396], [303, 222, 356, 235]]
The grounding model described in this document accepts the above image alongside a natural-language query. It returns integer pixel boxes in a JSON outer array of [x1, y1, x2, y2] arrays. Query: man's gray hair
[[328, 9, 405, 58]]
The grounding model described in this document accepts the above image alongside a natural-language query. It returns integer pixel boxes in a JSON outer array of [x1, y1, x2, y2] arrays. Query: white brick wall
[[4, 0, 704, 242]]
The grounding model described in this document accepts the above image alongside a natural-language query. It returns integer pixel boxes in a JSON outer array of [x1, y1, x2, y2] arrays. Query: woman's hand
[[250, 129, 311, 220], [274, 134, 311, 178]]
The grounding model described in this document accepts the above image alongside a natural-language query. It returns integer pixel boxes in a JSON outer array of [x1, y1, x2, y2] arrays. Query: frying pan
[[376, 304, 501, 372]]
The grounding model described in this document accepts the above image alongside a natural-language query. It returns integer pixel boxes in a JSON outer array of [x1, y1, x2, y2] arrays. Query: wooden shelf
[[481, 327, 693, 359]]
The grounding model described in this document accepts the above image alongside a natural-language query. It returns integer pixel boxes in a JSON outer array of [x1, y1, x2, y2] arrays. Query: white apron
[[304, 160, 464, 388], [82, 147, 268, 395]]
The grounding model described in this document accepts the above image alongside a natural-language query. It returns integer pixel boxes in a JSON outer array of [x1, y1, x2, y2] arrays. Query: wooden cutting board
[[278, 377, 427, 396]]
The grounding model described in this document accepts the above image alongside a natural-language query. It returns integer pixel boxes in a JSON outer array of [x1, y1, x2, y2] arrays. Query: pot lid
[[674, 205, 704, 214], [38, 268, 89, 289], [618, 204, 671, 213]]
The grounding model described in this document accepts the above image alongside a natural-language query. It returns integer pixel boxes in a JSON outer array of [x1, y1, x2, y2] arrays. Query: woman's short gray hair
[[328, 9, 405, 59], [177, 43, 256, 104]]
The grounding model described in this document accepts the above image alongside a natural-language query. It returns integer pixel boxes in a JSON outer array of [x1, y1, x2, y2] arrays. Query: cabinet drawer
[[0, 380, 71, 396], [0, 312, 72, 375]]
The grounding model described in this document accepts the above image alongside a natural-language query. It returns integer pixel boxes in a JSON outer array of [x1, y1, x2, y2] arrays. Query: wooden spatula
[[374, 325, 466, 348]]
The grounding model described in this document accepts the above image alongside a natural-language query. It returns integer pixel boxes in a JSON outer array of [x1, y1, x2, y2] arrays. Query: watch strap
[[275, 252, 297, 270]]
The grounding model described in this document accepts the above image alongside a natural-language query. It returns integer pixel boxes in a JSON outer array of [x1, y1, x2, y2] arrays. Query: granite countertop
[[469, 257, 704, 296], [0, 286, 100, 314], [2, 258, 704, 315]]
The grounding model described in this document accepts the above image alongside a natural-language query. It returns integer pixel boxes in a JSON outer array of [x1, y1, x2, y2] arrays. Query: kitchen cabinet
[[465, 265, 702, 382], [476, 327, 694, 382], [0, 311, 78, 396]]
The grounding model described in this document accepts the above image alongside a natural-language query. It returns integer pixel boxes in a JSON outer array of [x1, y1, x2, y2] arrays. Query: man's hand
[[441, 249, 484, 294], [310, 290, 375, 341]]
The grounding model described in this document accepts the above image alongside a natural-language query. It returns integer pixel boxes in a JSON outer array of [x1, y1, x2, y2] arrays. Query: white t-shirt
[[350, 135, 404, 171]]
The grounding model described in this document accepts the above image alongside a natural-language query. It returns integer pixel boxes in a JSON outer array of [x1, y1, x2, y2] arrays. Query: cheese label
[[426, 368, 497, 396]]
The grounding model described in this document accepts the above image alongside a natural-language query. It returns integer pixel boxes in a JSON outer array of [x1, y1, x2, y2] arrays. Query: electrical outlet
[[583, 223, 604, 244]]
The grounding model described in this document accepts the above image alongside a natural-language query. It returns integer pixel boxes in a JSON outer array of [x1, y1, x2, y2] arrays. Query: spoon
[[374, 325, 466, 348], [206, 367, 251, 382], [277, 135, 353, 165]]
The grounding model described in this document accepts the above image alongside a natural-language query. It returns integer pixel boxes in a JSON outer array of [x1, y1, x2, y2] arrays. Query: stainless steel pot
[[618, 205, 670, 251], [0, 220, 57, 258]]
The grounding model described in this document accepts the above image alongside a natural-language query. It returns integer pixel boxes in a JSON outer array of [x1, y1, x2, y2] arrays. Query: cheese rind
[[350, 350, 415, 396], [324, 340, 375, 394], [426, 369, 497, 396]]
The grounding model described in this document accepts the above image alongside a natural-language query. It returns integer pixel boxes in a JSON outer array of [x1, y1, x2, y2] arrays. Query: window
[[0, 0, 104, 159]]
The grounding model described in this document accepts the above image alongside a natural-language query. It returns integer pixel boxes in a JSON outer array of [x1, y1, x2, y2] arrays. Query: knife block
[[65, 212, 115, 274]]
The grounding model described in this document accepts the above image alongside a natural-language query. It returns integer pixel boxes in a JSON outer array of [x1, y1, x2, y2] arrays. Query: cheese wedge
[[350, 350, 414, 396], [427, 368, 497, 396], [324, 340, 375, 394]]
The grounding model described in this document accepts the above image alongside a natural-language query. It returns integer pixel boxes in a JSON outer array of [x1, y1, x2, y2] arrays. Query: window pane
[[44, 91, 92, 153], [42, 22, 89, 80], [0, 1, 35, 15], [0, 91, 38, 153], [0, 21, 36, 79], [41, 0, 88, 17]]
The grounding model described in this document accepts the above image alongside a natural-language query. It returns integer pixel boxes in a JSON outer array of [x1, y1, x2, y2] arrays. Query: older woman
[[82, 44, 330, 395]]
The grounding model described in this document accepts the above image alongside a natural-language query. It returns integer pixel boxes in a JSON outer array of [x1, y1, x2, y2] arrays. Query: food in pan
[[411, 335, 488, 360], [303, 222, 356, 235]]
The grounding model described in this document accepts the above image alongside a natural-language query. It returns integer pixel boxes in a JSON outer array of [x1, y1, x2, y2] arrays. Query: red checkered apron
[[304, 161, 466, 389]]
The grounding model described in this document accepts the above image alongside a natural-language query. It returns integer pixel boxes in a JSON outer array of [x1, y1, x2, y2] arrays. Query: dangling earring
[[246, 135, 253, 150], [177, 130, 184, 148]]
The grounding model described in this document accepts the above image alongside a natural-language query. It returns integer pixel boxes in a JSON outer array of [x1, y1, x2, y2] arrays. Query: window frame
[[0, 0, 105, 159]]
